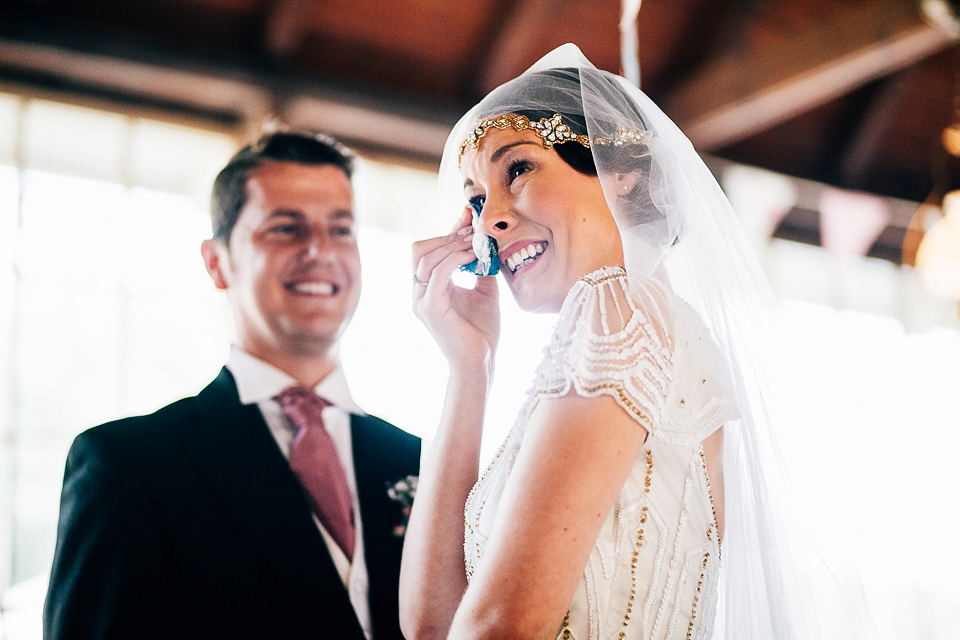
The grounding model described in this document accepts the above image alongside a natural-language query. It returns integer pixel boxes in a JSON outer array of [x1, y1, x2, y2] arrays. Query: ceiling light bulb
[[916, 189, 960, 299], [943, 125, 960, 156], [922, 0, 960, 38]]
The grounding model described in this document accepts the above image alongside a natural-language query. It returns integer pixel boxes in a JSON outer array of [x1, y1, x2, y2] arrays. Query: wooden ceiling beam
[[840, 68, 916, 185], [476, 0, 562, 94], [0, 37, 457, 157], [668, 0, 955, 151], [0, 39, 273, 138], [263, 0, 312, 59], [281, 95, 452, 159]]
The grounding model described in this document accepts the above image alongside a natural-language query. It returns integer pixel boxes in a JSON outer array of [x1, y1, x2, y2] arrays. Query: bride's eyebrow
[[463, 140, 540, 189], [490, 140, 537, 163]]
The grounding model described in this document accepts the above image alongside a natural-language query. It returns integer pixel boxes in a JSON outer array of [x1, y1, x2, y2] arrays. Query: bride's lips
[[499, 240, 548, 275]]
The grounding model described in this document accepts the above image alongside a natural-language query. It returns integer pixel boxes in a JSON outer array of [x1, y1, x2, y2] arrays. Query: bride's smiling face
[[460, 126, 624, 313]]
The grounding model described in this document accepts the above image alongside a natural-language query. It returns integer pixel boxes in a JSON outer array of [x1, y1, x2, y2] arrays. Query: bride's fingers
[[411, 208, 472, 266], [414, 247, 475, 302], [413, 232, 473, 285], [449, 206, 472, 232], [411, 226, 471, 272]]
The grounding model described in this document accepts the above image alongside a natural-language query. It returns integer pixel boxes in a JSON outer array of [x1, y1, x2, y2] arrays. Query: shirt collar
[[227, 346, 364, 414]]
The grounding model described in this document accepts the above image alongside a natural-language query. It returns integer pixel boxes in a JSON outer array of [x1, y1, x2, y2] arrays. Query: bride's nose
[[479, 197, 514, 236]]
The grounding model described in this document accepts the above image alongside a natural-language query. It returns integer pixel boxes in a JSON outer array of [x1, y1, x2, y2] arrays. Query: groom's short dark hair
[[210, 130, 355, 244]]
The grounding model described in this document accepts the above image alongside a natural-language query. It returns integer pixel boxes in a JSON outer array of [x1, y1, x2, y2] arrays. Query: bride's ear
[[614, 170, 643, 197]]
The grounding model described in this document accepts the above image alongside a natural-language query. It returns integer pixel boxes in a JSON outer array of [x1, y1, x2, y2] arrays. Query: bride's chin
[[510, 285, 561, 314]]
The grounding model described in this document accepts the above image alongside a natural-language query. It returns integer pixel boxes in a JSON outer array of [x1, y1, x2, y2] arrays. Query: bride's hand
[[412, 207, 500, 377]]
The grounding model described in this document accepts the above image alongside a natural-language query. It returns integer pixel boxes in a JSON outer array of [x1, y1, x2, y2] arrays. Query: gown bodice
[[464, 266, 736, 640]]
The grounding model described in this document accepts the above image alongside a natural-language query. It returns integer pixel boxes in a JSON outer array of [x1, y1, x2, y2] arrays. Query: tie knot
[[274, 385, 331, 431]]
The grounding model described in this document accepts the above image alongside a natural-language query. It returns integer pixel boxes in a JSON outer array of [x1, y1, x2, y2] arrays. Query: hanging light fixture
[[909, 2, 960, 301], [921, 0, 960, 38], [916, 190, 960, 299], [943, 43, 960, 156], [920, 1, 960, 155]]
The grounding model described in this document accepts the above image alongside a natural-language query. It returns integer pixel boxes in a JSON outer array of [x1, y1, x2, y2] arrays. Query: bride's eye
[[468, 194, 485, 214], [507, 159, 532, 183]]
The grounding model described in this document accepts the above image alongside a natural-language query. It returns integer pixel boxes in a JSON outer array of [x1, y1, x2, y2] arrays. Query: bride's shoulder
[[559, 266, 674, 348], [536, 267, 676, 433]]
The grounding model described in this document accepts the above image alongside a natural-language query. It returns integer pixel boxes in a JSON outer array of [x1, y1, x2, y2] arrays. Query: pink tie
[[275, 385, 355, 561]]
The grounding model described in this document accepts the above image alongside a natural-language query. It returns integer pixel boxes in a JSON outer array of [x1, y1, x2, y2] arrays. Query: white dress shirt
[[227, 346, 373, 640]]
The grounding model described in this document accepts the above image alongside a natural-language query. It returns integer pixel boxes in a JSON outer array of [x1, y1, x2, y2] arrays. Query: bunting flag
[[818, 187, 890, 257], [721, 164, 797, 250]]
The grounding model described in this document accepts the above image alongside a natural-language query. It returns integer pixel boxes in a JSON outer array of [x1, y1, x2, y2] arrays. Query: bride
[[399, 44, 875, 640]]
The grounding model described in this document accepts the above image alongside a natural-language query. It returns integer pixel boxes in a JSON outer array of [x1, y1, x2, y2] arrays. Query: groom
[[43, 131, 420, 639]]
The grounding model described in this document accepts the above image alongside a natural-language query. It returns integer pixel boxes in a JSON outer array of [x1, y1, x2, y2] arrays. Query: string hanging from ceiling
[[620, 0, 642, 87]]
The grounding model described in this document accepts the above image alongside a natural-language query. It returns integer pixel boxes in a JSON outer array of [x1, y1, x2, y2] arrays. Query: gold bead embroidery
[[685, 551, 710, 640], [538, 380, 655, 434], [644, 449, 653, 493], [618, 507, 648, 639], [617, 450, 653, 638], [579, 266, 626, 286], [566, 449, 653, 637], [681, 448, 720, 639], [559, 610, 572, 639], [699, 446, 721, 553]]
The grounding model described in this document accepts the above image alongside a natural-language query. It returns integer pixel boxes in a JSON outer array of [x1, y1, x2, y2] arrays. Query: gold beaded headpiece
[[457, 113, 647, 166]]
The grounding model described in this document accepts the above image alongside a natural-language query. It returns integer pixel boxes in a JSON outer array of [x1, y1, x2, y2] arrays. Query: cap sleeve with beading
[[532, 266, 673, 436], [533, 266, 736, 444]]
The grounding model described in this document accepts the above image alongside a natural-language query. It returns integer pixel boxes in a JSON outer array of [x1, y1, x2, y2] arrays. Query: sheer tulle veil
[[438, 43, 878, 639]]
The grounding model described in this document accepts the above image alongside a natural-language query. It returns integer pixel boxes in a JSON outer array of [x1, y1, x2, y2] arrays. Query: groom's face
[[204, 161, 362, 361]]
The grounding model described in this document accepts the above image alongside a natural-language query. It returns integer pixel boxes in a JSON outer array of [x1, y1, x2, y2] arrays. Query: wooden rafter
[[668, 0, 955, 151], [476, 0, 564, 93], [0, 39, 272, 138], [263, 0, 312, 59]]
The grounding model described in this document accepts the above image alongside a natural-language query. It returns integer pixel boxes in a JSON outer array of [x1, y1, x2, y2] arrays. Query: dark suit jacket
[[43, 367, 421, 640]]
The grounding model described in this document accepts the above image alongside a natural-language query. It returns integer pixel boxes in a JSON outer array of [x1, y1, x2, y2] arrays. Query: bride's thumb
[[473, 274, 499, 297]]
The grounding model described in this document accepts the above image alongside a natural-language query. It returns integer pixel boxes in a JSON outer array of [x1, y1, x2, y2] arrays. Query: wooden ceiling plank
[[476, 0, 562, 94], [669, 0, 955, 151], [282, 95, 451, 157], [840, 69, 916, 185], [0, 38, 272, 138], [0, 37, 457, 155], [263, 0, 312, 59]]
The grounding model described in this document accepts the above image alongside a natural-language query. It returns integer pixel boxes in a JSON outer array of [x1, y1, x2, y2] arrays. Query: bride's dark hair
[[473, 67, 660, 226], [475, 68, 647, 174]]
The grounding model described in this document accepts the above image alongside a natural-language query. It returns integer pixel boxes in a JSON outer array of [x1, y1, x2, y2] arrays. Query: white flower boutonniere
[[386, 475, 418, 536]]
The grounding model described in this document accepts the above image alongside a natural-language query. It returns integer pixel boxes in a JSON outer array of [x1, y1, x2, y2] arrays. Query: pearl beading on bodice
[[463, 267, 737, 639]]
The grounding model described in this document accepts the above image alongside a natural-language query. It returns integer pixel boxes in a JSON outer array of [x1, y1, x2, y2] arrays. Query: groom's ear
[[201, 238, 230, 290]]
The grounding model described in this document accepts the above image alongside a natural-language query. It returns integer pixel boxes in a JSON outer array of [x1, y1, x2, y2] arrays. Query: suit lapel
[[351, 413, 411, 640], [352, 413, 393, 561], [185, 368, 346, 593]]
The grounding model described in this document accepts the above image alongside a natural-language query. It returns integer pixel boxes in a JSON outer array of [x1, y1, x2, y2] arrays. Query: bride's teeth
[[292, 282, 334, 295], [504, 242, 548, 273]]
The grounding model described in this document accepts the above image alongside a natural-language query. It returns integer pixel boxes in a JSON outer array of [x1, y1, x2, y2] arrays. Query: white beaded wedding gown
[[464, 266, 737, 640]]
